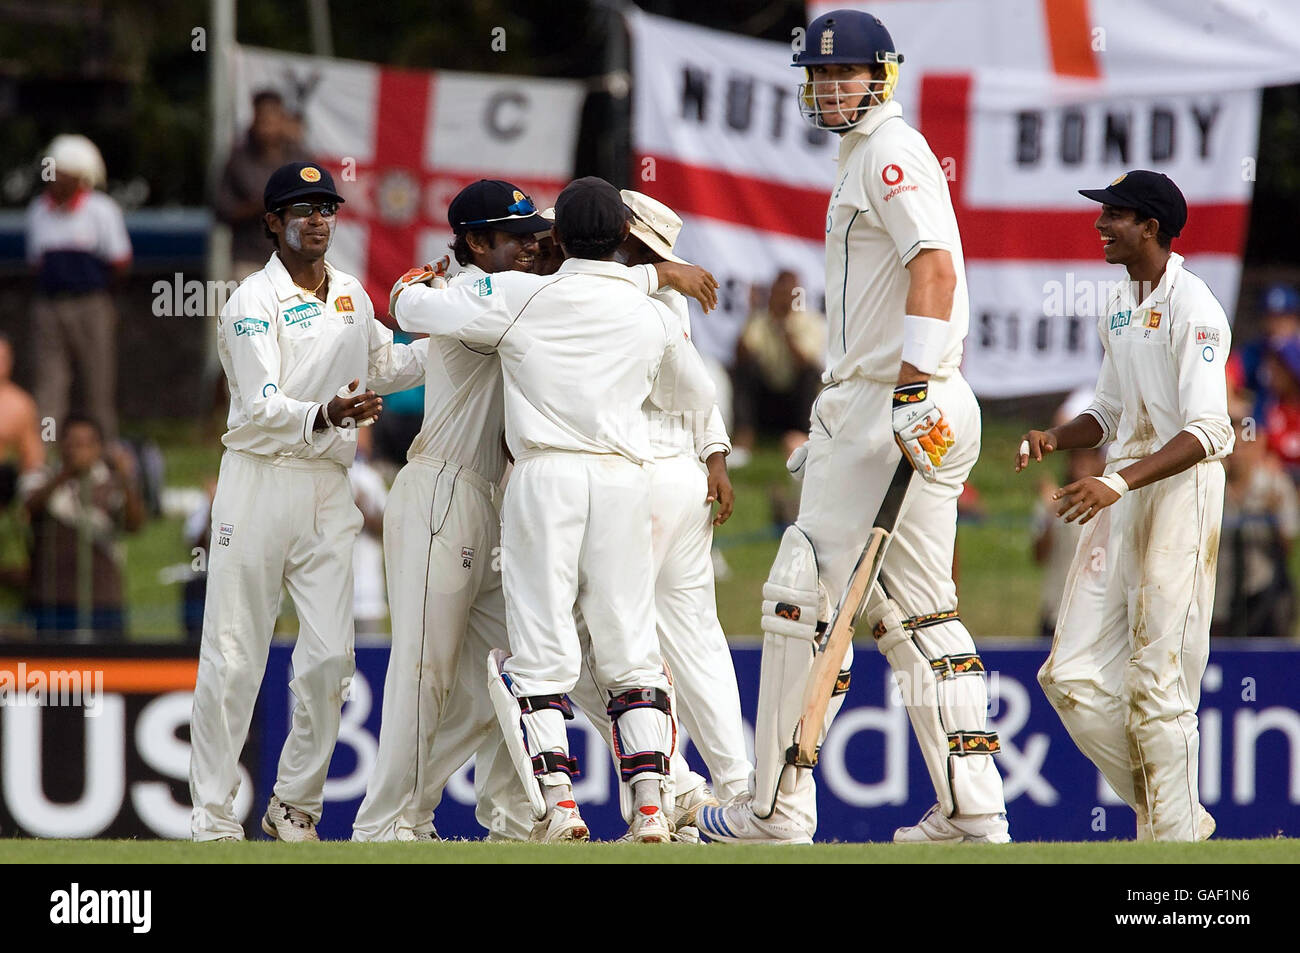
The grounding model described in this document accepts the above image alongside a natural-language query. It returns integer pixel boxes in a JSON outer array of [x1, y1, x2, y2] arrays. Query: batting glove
[[892, 382, 955, 483]]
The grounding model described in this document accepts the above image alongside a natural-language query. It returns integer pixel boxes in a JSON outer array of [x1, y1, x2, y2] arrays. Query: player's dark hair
[[1137, 214, 1174, 250], [557, 232, 623, 261], [263, 210, 285, 249], [451, 229, 498, 267]]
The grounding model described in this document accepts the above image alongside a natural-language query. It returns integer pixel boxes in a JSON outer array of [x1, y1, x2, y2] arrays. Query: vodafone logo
[[881, 163, 905, 186]]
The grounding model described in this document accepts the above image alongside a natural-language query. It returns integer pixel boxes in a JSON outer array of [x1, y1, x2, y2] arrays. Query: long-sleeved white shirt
[[217, 252, 426, 467], [1083, 253, 1234, 464], [646, 288, 731, 462], [394, 258, 716, 464], [406, 263, 508, 483]]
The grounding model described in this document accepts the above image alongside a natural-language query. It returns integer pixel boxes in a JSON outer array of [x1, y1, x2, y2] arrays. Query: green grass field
[[1, 838, 1296, 864], [101, 414, 1061, 642]]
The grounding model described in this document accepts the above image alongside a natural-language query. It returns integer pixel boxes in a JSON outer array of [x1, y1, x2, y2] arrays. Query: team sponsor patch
[[262, 382, 278, 397], [234, 318, 268, 336], [881, 163, 905, 186], [1195, 325, 1221, 347], [1109, 309, 1131, 332], [1203, 346, 1216, 363], [461, 547, 475, 569], [219, 523, 234, 536], [334, 295, 354, 312], [283, 301, 323, 325], [474, 276, 493, 296]]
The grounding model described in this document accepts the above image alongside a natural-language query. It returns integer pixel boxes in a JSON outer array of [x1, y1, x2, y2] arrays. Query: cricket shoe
[[395, 824, 441, 842], [622, 805, 672, 843], [529, 801, 589, 843], [893, 804, 1010, 844], [670, 826, 704, 844], [261, 796, 320, 843], [695, 795, 814, 845], [672, 782, 718, 831]]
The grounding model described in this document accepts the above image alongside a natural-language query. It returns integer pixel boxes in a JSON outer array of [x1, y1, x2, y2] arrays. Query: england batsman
[[1022, 171, 1231, 842], [698, 8, 1008, 844], [190, 162, 427, 841]]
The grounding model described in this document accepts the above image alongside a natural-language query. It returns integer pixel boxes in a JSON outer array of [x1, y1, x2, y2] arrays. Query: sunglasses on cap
[[461, 195, 538, 226], [278, 201, 339, 218]]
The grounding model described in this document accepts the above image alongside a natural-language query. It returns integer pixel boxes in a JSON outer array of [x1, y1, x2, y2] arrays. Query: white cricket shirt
[[825, 100, 968, 383], [394, 258, 716, 465], [1083, 253, 1234, 464], [407, 263, 508, 483], [217, 252, 426, 467], [647, 288, 732, 462]]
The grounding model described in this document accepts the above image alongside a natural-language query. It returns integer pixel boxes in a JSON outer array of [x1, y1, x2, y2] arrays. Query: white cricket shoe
[[893, 804, 1010, 844], [529, 801, 589, 843], [672, 782, 718, 831], [261, 795, 320, 843], [695, 795, 813, 845], [670, 826, 704, 844], [395, 824, 441, 842], [625, 805, 672, 843]]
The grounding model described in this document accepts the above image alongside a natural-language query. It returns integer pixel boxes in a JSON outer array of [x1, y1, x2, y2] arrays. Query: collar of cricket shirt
[[841, 99, 904, 147], [556, 257, 646, 285], [265, 251, 338, 303], [1132, 252, 1184, 311]]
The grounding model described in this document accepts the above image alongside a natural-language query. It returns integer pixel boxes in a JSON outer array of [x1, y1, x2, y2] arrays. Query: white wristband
[[1095, 472, 1129, 497], [901, 314, 950, 375]]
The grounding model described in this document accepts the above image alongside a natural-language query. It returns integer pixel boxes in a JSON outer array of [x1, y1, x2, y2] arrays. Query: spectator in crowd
[[1261, 338, 1300, 477], [350, 427, 389, 636], [215, 90, 311, 281], [1214, 407, 1298, 638], [24, 414, 145, 641], [731, 269, 826, 460], [1031, 387, 1106, 638], [25, 134, 131, 443], [1230, 283, 1300, 421], [0, 334, 45, 631]]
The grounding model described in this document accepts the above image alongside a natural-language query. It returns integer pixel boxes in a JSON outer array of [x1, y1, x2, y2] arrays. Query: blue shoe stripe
[[701, 805, 737, 840]]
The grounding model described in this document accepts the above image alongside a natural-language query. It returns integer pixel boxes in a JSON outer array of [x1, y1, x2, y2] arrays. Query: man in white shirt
[[698, 9, 1008, 845], [352, 179, 550, 843], [1020, 170, 1232, 842], [392, 176, 717, 843], [189, 162, 426, 842]]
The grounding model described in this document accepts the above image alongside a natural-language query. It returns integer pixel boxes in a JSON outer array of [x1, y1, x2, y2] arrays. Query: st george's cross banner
[[632, 2, 1300, 396], [228, 45, 585, 318]]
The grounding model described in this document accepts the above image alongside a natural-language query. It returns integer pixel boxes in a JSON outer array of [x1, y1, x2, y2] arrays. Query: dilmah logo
[[49, 883, 151, 934]]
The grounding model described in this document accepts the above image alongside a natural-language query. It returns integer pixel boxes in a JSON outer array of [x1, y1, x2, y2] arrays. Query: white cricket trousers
[[787, 373, 1005, 822], [351, 456, 509, 841], [190, 450, 362, 840], [501, 452, 668, 765], [1039, 458, 1224, 841], [644, 454, 750, 800]]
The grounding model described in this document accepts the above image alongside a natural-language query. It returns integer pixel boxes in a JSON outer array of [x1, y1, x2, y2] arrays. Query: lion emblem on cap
[[300, 166, 322, 183]]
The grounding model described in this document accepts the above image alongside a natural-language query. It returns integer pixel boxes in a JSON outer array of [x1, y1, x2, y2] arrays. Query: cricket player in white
[[190, 162, 426, 842], [392, 177, 718, 843], [351, 180, 550, 843], [699, 9, 1007, 845], [1021, 171, 1231, 842]]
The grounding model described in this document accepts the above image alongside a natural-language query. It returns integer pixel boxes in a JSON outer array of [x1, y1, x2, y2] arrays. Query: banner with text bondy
[[632, 5, 1280, 396]]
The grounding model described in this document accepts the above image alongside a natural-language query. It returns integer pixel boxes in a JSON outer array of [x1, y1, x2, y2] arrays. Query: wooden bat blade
[[794, 526, 890, 765]]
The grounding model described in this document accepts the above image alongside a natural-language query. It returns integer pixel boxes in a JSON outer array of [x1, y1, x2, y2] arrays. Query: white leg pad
[[753, 526, 829, 817], [486, 649, 570, 822], [868, 588, 1006, 817]]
